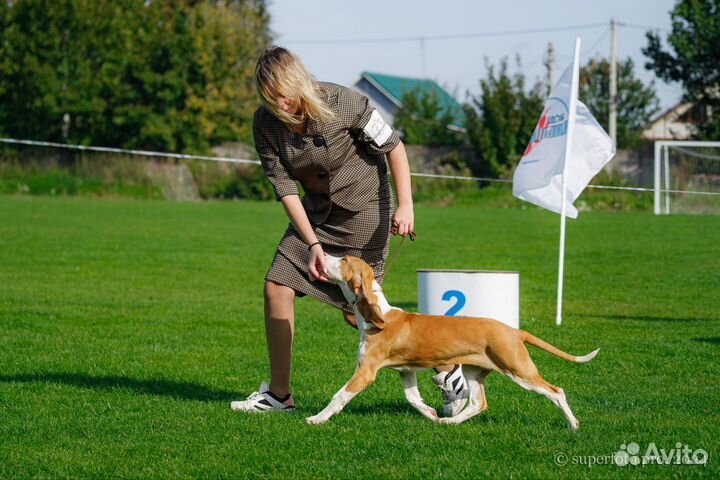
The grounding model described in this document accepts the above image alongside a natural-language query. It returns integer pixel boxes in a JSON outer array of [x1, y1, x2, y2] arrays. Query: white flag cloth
[[512, 62, 615, 218]]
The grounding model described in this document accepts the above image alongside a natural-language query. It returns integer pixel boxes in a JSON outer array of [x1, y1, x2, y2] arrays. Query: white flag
[[512, 61, 615, 218]]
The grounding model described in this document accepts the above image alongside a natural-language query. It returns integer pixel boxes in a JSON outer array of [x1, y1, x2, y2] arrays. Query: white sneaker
[[230, 382, 295, 413], [432, 365, 469, 417]]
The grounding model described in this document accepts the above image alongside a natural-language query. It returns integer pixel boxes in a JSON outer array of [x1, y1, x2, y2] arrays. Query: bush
[[187, 161, 274, 201], [577, 169, 653, 213], [0, 152, 161, 199]]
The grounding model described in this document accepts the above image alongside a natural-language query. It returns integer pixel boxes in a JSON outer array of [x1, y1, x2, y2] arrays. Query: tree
[[643, 0, 720, 139], [0, 0, 271, 152], [393, 87, 464, 147], [464, 58, 544, 178], [579, 57, 660, 148]]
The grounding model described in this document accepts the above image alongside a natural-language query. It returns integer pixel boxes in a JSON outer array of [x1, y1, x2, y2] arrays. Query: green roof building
[[352, 71, 465, 132]]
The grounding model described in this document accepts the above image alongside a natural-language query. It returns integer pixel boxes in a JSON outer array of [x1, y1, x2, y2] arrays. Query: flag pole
[[556, 37, 581, 326]]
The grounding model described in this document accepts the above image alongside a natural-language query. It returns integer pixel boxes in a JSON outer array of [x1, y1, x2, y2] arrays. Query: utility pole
[[544, 42, 554, 96], [609, 17, 618, 146], [420, 36, 426, 77]]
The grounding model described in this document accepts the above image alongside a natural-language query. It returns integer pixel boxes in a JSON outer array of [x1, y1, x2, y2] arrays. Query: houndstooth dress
[[253, 83, 401, 312]]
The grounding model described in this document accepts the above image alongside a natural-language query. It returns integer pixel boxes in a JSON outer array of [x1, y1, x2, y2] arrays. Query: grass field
[[0, 195, 717, 479]]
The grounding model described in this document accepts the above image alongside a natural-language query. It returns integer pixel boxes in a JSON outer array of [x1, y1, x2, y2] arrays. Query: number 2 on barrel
[[442, 290, 466, 316]]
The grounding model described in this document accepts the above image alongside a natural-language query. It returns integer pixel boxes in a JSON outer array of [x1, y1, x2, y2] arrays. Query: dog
[[305, 255, 599, 429]]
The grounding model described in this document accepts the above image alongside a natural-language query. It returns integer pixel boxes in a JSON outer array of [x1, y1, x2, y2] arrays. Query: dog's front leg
[[306, 363, 379, 425], [400, 371, 439, 422], [305, 381, 357, 425]]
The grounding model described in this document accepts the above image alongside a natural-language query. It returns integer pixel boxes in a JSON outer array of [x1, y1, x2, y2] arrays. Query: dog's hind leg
[[438, 367, 491, 425], [505, 367, 580, 430], [400, 371, 439, 421]]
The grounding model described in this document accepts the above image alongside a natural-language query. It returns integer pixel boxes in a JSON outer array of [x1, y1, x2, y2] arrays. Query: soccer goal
[[654, 141, 720, 215]]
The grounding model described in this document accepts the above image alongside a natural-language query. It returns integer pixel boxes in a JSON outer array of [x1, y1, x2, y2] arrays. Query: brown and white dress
[[253, 82, 401, 312]]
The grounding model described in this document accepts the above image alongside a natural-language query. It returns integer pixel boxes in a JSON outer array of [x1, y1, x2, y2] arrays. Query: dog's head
[[325, 255, 386, 330]]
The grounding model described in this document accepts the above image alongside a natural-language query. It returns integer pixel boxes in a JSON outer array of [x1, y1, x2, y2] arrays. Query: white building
[[642, 102, 709, 140]]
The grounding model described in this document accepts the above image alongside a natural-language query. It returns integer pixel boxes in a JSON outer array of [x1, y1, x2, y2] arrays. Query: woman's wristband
[[308, 241, 322, 251]]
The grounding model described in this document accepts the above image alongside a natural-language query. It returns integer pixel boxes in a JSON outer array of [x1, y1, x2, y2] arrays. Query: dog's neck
[[369, 280, 392, 313], [339, 281, 395, 333]]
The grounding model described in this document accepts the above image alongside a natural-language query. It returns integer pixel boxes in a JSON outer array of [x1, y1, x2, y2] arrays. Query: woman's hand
[[386, 142, 414, 238], [391, 204, 415, 237], [279, 196, 329, 282], [308, 244, 329, 282]]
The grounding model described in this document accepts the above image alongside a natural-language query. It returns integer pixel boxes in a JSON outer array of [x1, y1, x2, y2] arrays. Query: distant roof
[[641, 101, 696, 140], [647, 102, 693, 125], [360, 71, 465, 129]]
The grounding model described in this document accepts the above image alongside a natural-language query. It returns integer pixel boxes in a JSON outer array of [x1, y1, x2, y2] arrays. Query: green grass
[[0, 195, 717, 479]]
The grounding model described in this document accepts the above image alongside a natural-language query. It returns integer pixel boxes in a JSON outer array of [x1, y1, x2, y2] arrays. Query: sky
[[268, 0, 683, 112]]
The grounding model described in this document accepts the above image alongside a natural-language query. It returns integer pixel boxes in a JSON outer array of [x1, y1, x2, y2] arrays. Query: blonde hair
[[255, 46, 335, 126]]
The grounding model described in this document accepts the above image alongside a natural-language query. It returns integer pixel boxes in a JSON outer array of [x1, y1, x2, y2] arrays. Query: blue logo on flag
[[521, 97, 569, 161]]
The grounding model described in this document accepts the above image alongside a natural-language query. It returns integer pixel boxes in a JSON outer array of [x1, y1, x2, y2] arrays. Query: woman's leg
[[264, 280, 296, 397]]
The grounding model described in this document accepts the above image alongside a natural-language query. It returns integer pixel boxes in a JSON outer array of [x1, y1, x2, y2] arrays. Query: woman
[[231, 46, 466, 415]]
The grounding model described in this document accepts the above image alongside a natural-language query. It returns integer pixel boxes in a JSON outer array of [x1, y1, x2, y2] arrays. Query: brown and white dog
[[306, 255, 599, 429]]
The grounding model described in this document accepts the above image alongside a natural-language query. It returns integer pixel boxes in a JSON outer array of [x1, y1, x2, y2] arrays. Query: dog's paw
[[438, 415, 468, 425], [424, 409, 439, 422], [305, 415, 327, 425]]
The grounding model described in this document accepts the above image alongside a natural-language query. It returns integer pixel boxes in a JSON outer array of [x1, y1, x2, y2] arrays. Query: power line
[[582, 28, 610, 57], [282, 23, 609, 45], [619, 23, 669, 32]]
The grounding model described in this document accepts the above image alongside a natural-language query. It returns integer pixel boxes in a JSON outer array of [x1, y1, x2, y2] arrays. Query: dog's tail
[[521, 331, 600, 364]]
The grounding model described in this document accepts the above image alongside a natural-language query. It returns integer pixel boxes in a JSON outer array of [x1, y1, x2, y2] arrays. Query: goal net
[[654, 141, 720, 215]]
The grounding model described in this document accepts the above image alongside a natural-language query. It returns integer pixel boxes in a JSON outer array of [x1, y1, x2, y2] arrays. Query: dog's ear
[[341, 257, 358, 292], [357, 300, 385, 330], [349, 272, 362, 296], [357, 263, 386, 330]]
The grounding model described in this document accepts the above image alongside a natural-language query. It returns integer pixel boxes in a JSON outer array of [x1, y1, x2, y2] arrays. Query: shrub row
[[0, 148, 653, 212]]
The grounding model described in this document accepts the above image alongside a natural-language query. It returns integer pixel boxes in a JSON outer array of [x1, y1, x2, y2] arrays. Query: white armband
[[363, 109, 393, 146]]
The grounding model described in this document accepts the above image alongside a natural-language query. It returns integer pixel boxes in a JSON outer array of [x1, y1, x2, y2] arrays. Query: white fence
[[2, 137, 720, 213]]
